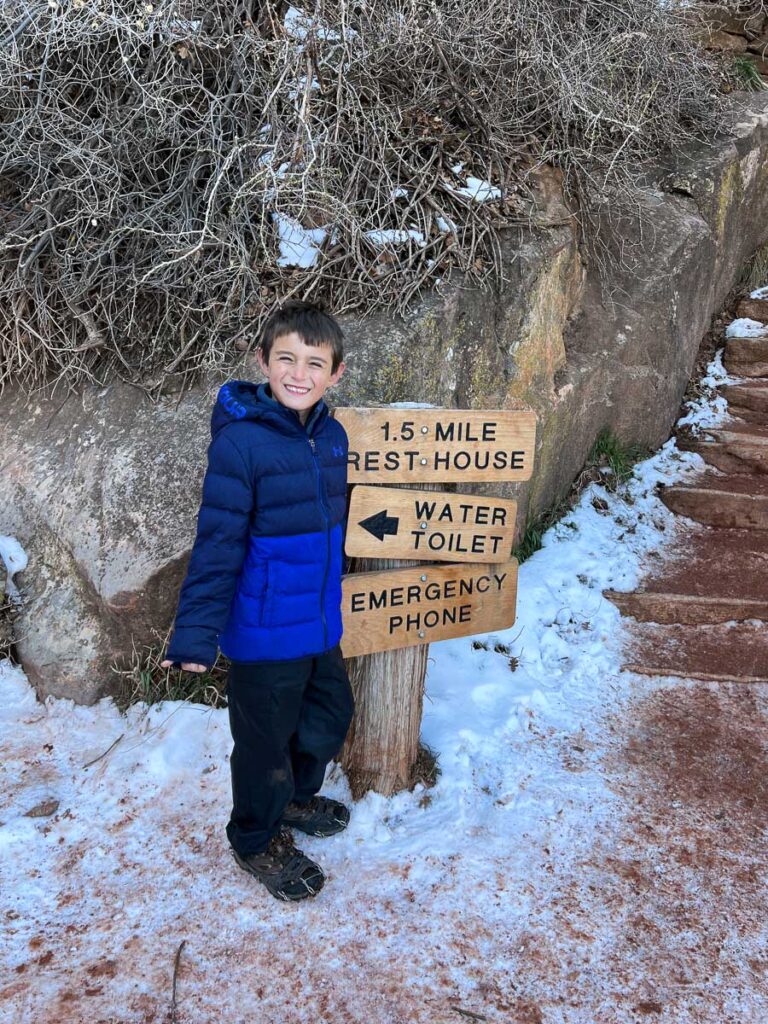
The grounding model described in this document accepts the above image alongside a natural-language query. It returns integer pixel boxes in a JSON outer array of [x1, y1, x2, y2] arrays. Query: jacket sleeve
[[165, 430, 254, 668]]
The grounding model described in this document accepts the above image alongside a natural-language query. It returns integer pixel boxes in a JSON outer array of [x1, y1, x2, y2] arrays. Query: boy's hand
[[160, 660, 207, 673]]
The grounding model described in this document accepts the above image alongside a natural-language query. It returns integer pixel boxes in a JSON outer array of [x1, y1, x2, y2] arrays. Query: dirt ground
[[4, 673, 768, 1024]]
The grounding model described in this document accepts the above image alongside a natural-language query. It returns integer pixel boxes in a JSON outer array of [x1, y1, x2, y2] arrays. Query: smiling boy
[[162, 301, 354, 901]]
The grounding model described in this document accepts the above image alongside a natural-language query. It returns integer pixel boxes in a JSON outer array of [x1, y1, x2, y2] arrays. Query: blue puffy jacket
[[165, 380, 349, 667]]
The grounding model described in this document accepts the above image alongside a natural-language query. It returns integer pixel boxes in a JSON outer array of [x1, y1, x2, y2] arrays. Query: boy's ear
[[330, 360, 346, 386]]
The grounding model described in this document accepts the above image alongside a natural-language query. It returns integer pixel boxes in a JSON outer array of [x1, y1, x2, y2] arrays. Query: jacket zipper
[[308, 436, 331, 648]]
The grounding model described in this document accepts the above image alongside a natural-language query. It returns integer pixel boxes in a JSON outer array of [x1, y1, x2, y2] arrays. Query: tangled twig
[[0, 0, 726, 392]]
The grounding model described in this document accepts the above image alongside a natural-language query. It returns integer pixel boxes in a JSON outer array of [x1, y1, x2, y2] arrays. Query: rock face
[[3, 93, 768, 703], [0, 384, 216, 701]]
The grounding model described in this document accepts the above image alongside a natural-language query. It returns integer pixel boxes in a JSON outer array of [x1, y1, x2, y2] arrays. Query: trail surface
[[2, 355, 767, 1024]]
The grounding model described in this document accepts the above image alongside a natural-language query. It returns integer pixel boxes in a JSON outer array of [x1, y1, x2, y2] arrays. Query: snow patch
[[725, 317, 768, 339], [0, 535, 28, 602], [272, 212, 327, 268]]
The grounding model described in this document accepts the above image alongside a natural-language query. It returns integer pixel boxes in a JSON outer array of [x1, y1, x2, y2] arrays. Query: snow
[[1, 353, 764, 1022], [725, 317, 768, 339], [750, 285, 768, 299], [272, 212, 327, 269], [283, 5, 357, 44], [676, 349, 736, 432], [0, 535, 28, 603], [365, 228, 426, 247]]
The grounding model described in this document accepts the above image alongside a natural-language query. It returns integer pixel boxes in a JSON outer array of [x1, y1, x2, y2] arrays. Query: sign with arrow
[[346, 485, 518, 563], [341, 560, 519, 658], [334, 408, 536, 483]]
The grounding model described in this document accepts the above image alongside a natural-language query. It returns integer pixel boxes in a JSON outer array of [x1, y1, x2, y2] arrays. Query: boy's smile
[[257, 331, 345, 424]]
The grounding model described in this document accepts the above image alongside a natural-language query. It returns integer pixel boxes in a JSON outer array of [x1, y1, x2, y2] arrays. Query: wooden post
[[340, 483, 441, 798], [341, 568, 429, 799]]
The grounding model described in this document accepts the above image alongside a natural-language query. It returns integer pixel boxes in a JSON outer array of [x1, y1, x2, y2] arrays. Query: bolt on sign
[[333, 408, 536, 484], [340, 560, 519, 659], [346, 485, 518, 563]]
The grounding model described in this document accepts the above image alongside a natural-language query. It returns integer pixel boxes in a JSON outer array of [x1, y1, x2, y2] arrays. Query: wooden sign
[[340, 560, 519, 658], [346, 485, 518, 563], [334, 408, 536, 483]]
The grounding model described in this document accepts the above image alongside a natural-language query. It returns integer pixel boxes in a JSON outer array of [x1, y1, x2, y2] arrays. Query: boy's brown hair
[[258, 301, 345, 372]]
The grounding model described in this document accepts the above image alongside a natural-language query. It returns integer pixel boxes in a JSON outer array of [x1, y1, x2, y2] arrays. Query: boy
[[161, 301, 354, 902]]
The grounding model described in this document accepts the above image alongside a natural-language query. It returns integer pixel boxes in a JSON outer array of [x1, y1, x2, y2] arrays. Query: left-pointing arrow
[[359, 509, 400, 541]]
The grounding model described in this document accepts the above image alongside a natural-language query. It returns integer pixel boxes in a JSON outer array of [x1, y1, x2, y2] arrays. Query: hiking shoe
[[232, 829, 325, 901], [282, 795, 350, 837]]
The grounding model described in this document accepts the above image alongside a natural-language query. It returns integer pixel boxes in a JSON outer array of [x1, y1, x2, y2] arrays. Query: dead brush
[[112, 631, 228, 710], [0, 0, 723, 392]]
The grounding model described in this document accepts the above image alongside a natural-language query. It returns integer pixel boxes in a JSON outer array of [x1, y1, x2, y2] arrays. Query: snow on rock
[[677, 351, 736, 431], [750, 283, 768, 299], [725, 317, 768, 338], [0, 535, 28, 602]]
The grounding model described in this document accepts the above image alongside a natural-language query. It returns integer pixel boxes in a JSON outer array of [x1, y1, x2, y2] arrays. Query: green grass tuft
[[512, 501, 571, 563], [112, 634, 229, 711], [732, 56, 768, 93], [586, 428, 649, 490]]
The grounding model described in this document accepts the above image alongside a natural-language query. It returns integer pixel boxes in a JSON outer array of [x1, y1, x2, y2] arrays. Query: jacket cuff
[[165, 627, 216, 670]]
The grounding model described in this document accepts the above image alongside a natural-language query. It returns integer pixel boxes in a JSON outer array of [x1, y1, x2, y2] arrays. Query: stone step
[[623, 621, 768, 684], [736, 297, 768, 322], [606, 524, 768, 623], [608, 591, 768, 625], [679, 423, 768, 473], [639, 525, 768, 596], [724, 407, 766, 426], [722, 382, 768, 416], [605, 525, 768, 623], [610, 593, 768, 622], [683, 444, 768, 474], [660, 473, 768, 528], [724, 336, 768, 377]]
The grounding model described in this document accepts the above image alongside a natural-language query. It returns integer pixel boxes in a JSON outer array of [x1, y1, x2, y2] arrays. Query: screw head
[[420, 574, 427, 581], [421, 522, 427, 529], [418, 630, 425, 638], [420, 458, 427, 465], [421, 425, 428, 434]]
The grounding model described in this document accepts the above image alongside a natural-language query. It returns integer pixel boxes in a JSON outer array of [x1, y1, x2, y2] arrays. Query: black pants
[[225, 646, 354, 855]]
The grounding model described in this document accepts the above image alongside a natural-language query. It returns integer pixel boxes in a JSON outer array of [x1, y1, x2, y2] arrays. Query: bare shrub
[[0, 0, 723, 391]]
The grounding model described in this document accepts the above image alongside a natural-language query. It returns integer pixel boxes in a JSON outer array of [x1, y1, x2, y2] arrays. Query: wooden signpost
[[335, 408, 537, 483], [335, 405, 536, 797], [340, 561, 519, 659], [346, 485, 518, 562]]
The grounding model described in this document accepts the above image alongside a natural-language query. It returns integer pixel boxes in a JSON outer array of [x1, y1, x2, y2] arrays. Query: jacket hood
[[210, 380, 328, 438]]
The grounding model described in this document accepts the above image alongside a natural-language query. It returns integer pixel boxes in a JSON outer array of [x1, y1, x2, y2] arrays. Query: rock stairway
[[608, 299, 768, 684]]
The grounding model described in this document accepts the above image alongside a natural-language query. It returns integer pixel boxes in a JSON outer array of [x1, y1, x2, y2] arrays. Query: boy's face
[[256, 331, 345, 422]]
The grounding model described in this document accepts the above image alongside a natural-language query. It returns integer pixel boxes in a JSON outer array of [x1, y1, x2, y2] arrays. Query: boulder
[[0, 383, 216, 701]]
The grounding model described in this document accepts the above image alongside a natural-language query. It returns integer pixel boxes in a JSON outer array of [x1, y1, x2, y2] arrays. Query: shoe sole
[[232, 850, 325, 902]]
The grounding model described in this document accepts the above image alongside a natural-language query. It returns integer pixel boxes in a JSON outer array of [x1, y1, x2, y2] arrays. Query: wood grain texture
[[341, 559, 519, 659], [345, 484, 518, 562], [334, 407, 537, 483]]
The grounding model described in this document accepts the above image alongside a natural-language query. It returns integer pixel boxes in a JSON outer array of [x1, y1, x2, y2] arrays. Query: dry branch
[[0, 0, 725, 391]]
